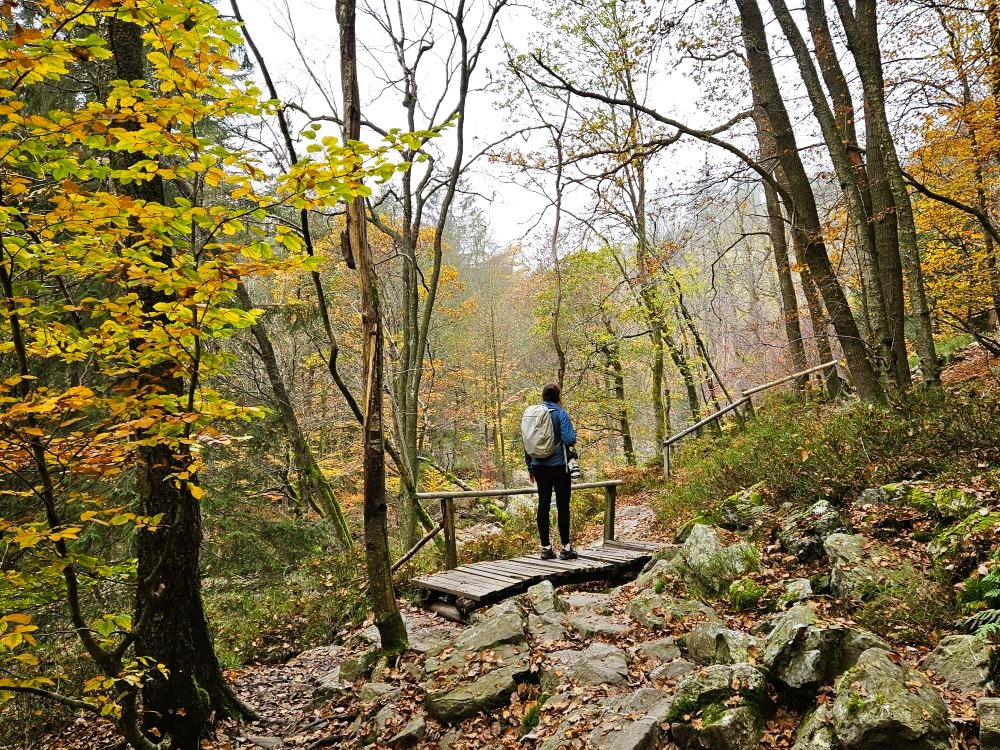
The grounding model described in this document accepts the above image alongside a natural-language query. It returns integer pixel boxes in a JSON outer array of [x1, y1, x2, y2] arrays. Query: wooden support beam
[[603, 483, 617, 542], [441, 497, 457, 570]]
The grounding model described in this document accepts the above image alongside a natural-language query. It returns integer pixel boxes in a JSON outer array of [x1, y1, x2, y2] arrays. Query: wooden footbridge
[[402, 480, 667, 619]]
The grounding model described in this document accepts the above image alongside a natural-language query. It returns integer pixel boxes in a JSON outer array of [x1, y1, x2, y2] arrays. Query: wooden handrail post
[[740, 390, 755, 420], [603, 483, 617, 542], [441, 497, 457, 570], [664, 444, 672, 477]]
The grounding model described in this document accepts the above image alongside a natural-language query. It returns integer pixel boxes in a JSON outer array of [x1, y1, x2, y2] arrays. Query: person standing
[[521, 382, 578, 560]]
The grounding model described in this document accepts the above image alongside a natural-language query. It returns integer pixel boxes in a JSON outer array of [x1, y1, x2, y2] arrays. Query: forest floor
[[32, 344, 1000, 750]]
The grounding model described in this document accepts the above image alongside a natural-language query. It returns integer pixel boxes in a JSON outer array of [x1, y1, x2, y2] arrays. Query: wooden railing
[[392, 480, 624, 573], [662, 360, 838, 475]]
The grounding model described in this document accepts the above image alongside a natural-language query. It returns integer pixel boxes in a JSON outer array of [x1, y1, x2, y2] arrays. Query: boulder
[[630, 590, 719, 630], [356, 615, 452, 654], [872, 481, 979, 521], [716, 483, 767, 530], [386, 713, 426, 746], [525, 580, 568, 615], [979, 697, 1000, 750], [634, 558, 677, 593], [929, 511, 1000, 567], [682, 622, 758, 666], [540, 642, 630, 692], [423, 607, 531, 722], [313, 665, 352, 700], [824, 533, 902, 600], [650, 658, 698, 682], [562, 591, 615, 613], [762, 604, 889, 691], [926, 634, 996, 692], [638, 637, 682, 664], [669, 524, 761, 596], [567, 610, 628, 638], [780, 578, 814, 606], [585, 688, 674, 750], [359, 681, 400, 704], [831, 648, 953, 750], [668, 664, 768, 750], [777, 500, 850, 561], [791, 705, 835, 750], [527, 612, 567, 644]]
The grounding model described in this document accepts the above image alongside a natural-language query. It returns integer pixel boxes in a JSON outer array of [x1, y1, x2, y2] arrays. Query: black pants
[[535, 464, 571, 547]]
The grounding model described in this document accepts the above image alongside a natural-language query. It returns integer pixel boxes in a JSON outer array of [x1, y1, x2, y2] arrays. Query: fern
[[959, 566, 1000, 638]]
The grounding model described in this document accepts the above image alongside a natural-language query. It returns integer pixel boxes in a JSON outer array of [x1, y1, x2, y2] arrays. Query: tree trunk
[[603, 323, 636, 465], [834, 0, 939, 383], [737, 0, 884, 402], [107, 17, 248, 749], [770, 0, 898, 385], [803, 0, 908, 386], [236, 284, 353, 547], [337, 0, 407, 656]]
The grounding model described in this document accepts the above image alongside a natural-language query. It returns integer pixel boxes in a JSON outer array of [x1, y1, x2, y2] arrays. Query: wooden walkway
[[414, 539, 664, 617]]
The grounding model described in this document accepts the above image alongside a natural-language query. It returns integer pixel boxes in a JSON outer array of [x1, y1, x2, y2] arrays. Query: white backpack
[[521, 404, 557, 459]]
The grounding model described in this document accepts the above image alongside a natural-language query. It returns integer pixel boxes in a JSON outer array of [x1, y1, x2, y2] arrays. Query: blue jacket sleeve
[[558, 408, 577, 447]]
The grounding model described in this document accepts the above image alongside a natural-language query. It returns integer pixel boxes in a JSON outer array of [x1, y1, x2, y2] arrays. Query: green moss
[[666, 692, 703, 723], [931, 512, 1000, 559], [653, 578, 667, 595], [701, 701, 728, 726], [728, 577, 766, 611], [844, 692, 866, 716]]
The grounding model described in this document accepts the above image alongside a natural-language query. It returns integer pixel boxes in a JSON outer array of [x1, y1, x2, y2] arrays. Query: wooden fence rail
[[393, 480, 623, 573], [662, 360, 838, 475]]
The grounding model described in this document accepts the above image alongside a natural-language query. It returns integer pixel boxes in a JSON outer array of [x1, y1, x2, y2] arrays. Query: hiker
[[521, 382, 578, 560]]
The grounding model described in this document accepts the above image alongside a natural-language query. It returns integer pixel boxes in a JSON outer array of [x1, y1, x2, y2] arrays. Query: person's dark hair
[[541, 382, 561, 403]]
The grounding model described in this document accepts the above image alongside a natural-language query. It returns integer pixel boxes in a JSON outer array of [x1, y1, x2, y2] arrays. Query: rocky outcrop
[[681, 622, 758, 666], [525, 580, 567, 615], [979, 697, 1000, 750], [831, 648, 953, 750], [926, 634, 996, 692], [540, 642, 629, 692], [669, 524, 761, 596], [716, 483, 767, 531], [762, 604, 888, 691], [539, 688, 673, 750], [668, 664, 768, 750], [777, 500, 850, 561], [422, 603, 531, 722], [630, 590, 719, 630], [824, 533, 904, 600], [791, 705, 835, 750], [566, 610, 628, 638]]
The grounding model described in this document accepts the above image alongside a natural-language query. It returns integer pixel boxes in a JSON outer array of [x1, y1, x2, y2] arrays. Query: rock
[[527, 612, 567, 644], [538, 692, 604, 750], [671, 706, 764, 750], [562, 591, 615, 613], [634, 558, 676, 593], [525, 580, 568, 615], [762, 604, 889, 691], [668, 664, 768, 750], [423, 608, 531, 722], [669, 524, 761, 596], [629, 590, 719, 630], [540, 642, 629, 692], [777, 500, 850, 561], [566, 610, 628, 638], [979, 697, 1000, 750], [832, 648, 953, 750], [638, 637, 682, 664], [586, 688, 674, 750], [313, 666, 352, 700], [929, 511, 1000, 566], [824, 533, 899, 600], [245, 738, 282, 750], [650, 658, 698, 682], [359, 681, 400, 704], [338, 653, 371, 683], [926, 634, 996, 692], [717, 483, 767, 530], [386, 714, 426, 746], [357, 615, 453, 655], [791, 705, 835, 750], [876, 481, 979, 521], [682, 622, 758, 666], [780, 578, 814, 606]]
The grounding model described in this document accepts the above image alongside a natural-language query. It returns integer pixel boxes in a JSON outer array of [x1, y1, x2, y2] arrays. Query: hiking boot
[[540, 546, 556, 560], [559, 546, 578, 560]]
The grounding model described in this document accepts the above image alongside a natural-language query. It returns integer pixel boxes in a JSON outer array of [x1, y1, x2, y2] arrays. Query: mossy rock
[[716, 482, 768, 530], [929, 512, 1000, 565], [728, 577, 767, 611]]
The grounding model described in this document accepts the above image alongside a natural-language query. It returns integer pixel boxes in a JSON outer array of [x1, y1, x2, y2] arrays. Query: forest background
[[2, 0, 1000, 746]]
